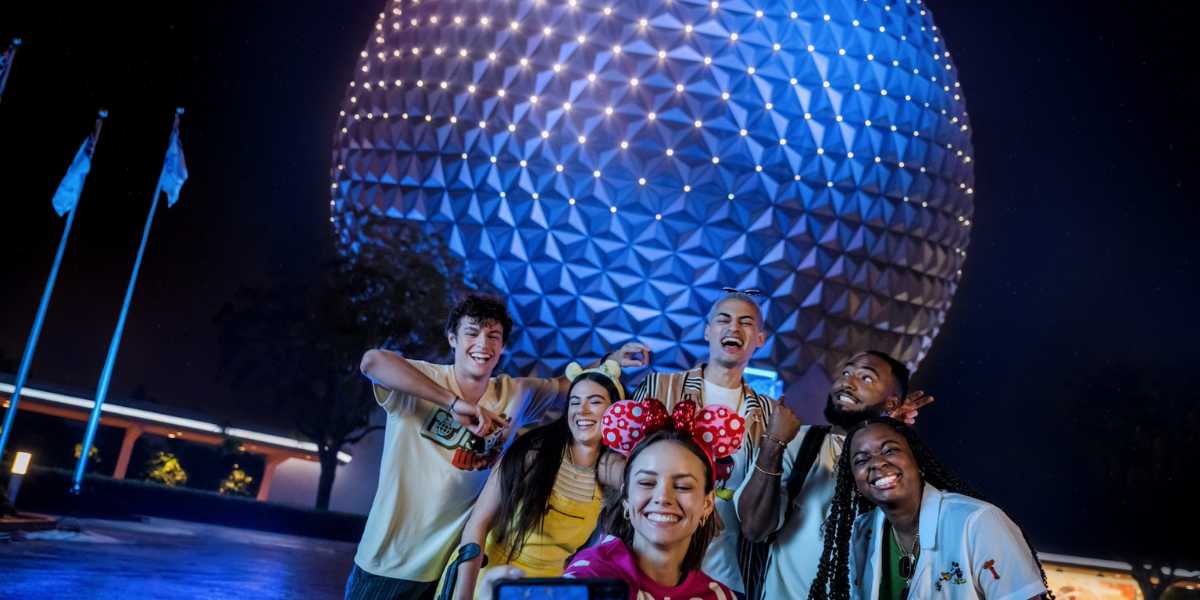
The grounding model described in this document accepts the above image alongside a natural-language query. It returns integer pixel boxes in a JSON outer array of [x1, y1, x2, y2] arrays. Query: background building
[[329, 0, 975, 418]]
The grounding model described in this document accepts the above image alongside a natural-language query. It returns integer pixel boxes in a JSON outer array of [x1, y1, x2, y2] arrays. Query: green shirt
[[879, 527, 915, 600]]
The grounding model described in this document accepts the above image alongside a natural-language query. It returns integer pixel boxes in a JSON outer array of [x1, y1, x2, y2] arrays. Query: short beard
[[823, 394, 886, 429]]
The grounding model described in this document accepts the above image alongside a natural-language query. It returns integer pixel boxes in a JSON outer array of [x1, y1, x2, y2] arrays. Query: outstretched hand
[[479, 566, 526, 599], [451, 399, 510, 437], [888, 390, 935, 426], [608, 341, 652, 368]]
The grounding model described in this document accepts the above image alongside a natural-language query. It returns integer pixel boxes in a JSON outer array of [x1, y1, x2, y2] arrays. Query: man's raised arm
[[550, 341, 653, 397], [360, 349, 505, 435], [738, 403, 801, 542]]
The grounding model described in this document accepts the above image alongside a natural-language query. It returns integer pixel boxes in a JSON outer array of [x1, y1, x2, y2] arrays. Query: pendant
[[899, 555, 914, 579]]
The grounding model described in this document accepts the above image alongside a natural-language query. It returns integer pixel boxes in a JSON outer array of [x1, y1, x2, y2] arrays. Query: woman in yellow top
[[449, 361, 626, 600]]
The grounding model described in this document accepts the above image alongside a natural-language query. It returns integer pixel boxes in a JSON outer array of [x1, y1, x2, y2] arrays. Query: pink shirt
[[563, 538, 736, 600]]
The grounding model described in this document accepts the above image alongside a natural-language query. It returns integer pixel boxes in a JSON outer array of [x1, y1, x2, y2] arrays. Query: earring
[[623, 506, 631, 521], [700, 516, 708, 527]]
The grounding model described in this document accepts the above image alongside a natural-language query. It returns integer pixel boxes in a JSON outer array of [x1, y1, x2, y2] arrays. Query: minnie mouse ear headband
[[564, 360, 625, 400], [600, 398, 744, 467]]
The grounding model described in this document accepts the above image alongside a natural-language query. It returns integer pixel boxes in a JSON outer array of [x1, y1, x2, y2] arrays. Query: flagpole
[[0, 38, 21, 105], [0, 110, 106, 462], [71, 108, 183, 494]]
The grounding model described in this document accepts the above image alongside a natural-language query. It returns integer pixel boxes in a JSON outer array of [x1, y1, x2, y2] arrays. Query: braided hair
[[808, 417, 1054, 600]]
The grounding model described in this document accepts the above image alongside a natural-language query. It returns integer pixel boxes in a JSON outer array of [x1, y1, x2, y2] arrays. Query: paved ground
[[0, 516, 357, 599]]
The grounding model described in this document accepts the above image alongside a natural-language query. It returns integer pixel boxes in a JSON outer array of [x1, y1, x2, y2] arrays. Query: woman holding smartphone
[[559, 397, 744, 600], [450, 362, 626, 600]]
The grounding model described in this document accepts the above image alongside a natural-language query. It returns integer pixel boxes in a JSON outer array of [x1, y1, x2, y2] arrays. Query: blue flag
[[51, 137, 94, 217], [158, 125, 188, 207], [1, 40, 16, 83]]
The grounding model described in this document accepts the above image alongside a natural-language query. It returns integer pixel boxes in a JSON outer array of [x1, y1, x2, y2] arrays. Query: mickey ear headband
[[600, 398, 744, 468], [565, 359, 625, 400]]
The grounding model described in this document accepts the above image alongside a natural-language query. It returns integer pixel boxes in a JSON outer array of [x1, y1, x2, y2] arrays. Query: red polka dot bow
[[600, 397, 745, 464]]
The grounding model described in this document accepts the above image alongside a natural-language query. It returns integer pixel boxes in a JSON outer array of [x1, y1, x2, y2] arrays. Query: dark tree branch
[[214, 217, 486, 509]]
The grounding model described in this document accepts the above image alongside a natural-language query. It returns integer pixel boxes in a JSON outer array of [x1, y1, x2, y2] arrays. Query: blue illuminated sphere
[[330, 0, 974, 387]]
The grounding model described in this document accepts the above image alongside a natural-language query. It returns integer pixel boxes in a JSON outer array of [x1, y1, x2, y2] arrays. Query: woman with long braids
[[809, 417, 1051, 600], [446, 362, 626, 600], [559, 397, 746, 599]]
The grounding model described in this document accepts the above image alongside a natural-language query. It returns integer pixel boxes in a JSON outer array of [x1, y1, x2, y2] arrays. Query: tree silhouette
[[216, 219, 486, 509], [0, 348, 17, 374]]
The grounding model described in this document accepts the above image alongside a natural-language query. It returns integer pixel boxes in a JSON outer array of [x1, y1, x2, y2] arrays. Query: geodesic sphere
[[330, 0, 974, 383]]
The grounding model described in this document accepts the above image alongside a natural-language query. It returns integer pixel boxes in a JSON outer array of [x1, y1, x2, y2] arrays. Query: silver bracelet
[[449, 396, 461, 413], [761, 434, 788, 449], [753, 462, 783, 477]]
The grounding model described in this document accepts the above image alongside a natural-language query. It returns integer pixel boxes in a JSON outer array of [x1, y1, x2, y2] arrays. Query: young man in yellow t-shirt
[[345, 294, 649, 600]]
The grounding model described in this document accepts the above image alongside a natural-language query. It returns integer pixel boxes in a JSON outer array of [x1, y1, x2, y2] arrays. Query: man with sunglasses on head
[[630, 287, 776, 599]]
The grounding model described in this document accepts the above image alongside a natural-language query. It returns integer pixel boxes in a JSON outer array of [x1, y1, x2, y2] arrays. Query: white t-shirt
[[353, 359, 560, 582], [735, 425, 844, 599], [701, 419, 751, 592], [850, 484, 1047, 600], [699, 377, 749, 590], [703, 379, 743, 412]]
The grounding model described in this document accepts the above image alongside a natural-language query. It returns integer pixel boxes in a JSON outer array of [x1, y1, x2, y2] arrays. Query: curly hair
[[490, 371, 621, 562], [600, 429, 722, 576], [808, 417, 1053, 600], [444, 294, 513, 343]]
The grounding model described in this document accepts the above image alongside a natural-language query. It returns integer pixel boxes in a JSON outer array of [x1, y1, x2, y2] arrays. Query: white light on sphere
[[331, 0, 976, 390]]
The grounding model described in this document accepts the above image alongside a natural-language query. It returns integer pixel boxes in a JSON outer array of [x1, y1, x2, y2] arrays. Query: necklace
[[891, 524, 919, 595]]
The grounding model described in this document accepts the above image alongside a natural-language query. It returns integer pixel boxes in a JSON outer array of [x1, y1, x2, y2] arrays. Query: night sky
[[3, 1, 1196, 564]]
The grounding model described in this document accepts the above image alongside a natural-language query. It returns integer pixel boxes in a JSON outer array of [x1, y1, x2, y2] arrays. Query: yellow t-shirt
[[353, 359, 560, 582], [475, 456, 602, 598]]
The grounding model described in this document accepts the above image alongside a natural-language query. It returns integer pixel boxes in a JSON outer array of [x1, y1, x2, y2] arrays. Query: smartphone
[[493, 578, 628, 600], [467, 415, 508, 454]]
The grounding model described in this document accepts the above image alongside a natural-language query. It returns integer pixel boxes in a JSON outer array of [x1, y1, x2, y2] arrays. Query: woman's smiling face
[[567, 378, 612, 446], [850, 422, 922, 507], [623, 440, 714, 550]]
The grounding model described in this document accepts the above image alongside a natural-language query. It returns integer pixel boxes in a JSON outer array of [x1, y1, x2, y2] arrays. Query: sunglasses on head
[[720, 286, 763, 297]]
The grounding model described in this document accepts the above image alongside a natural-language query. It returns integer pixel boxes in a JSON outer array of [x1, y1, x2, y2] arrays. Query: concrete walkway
[[0, 516, 356, 599]]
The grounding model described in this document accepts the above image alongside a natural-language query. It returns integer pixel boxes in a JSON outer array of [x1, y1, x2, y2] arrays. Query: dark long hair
[[808, 417, 1053, 600], [491, 371, 621, 562], [601, 429, 722, 577]]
